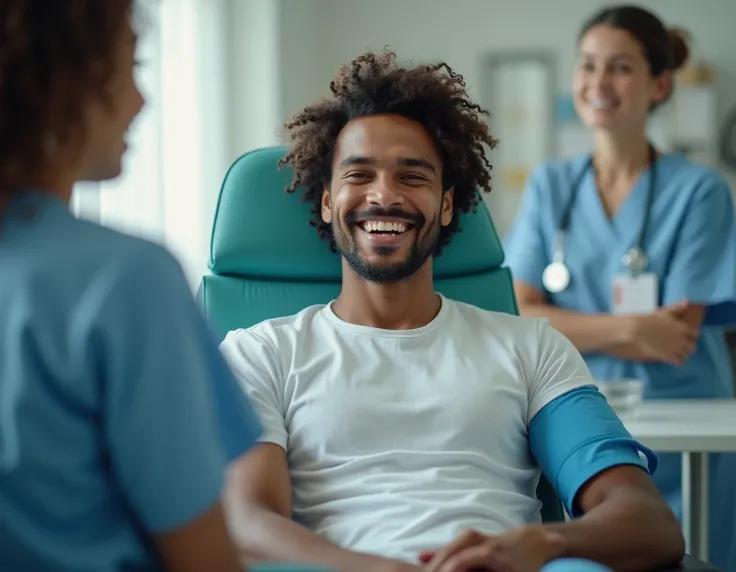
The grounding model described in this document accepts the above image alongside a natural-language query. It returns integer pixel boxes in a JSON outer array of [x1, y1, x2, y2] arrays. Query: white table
[[622, 400, 736, 564]]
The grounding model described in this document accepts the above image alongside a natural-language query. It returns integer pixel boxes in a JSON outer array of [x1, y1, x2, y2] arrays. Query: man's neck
[[332, 263, 441, 330]]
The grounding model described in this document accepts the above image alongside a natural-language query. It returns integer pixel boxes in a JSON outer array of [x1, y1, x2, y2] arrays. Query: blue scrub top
[[504, 153, 736, 400], [0, 191, 262, 571]]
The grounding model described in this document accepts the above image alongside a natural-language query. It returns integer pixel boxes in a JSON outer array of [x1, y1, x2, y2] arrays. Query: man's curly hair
[[279, 51, 499, 255], [0, 0, 134, 197]]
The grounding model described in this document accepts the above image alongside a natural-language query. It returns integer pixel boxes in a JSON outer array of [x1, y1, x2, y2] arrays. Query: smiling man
[[220, 51, 685, 572]]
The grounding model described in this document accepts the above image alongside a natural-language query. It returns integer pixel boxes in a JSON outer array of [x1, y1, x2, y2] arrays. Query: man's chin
[[336, 233, 434, 284], [346, 254, 427, 284], [357, 249, 413, 269], [359, 246, 404, 260]]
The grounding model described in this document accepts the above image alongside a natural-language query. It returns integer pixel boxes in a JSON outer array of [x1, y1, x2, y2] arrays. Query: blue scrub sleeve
[[503, 167, 549, 292], [529, 386, 657, 518], [79, 243, 262, 533], [662, 176, 736, 326]]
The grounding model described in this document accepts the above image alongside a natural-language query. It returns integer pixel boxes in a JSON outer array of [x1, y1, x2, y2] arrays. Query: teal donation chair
[[198, 146, 716, 572]]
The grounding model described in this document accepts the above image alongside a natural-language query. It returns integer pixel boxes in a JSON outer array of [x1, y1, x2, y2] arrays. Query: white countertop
[[621, 399, 736, 452]]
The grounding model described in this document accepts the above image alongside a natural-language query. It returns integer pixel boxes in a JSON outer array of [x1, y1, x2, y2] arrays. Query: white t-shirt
[[220, 295, 594, 563]]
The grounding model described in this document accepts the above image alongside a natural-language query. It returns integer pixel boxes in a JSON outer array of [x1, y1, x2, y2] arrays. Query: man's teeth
[[363, 220, 408, 233]]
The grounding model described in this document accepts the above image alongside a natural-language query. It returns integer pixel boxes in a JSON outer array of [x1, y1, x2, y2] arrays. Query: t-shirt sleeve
[[526, 319, 595, 422], [661, 175, 736, 326], [76, 242, 262, 533], [220, 328, 288, 451]]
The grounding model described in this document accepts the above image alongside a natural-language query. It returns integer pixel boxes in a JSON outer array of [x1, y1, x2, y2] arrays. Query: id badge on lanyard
[[612, 272, 658, 315]]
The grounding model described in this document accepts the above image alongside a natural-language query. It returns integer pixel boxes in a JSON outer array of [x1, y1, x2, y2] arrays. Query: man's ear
[[321, 188, 332, 224], [441, 188, 454, 227]]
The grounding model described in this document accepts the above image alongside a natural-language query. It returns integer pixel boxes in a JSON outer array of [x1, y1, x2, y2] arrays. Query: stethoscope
[[542, 143, 658, 294]]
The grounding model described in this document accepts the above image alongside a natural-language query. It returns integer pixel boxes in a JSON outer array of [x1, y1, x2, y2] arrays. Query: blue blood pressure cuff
[[529, 385, 657, 517]]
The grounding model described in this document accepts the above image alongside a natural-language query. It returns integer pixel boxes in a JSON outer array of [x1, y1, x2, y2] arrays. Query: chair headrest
[[209, 146, 504, 281]]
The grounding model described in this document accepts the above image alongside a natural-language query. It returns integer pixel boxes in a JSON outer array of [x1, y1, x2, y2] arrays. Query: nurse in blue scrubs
[[0, 3, 261, 572], [504, 6, 736, 571]]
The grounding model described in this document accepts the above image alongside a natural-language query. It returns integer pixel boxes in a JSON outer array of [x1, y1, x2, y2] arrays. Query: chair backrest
[[198, 145, 565, 523]]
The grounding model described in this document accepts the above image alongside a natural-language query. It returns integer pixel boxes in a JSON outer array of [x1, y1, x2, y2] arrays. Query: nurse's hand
[[629, 302, 698, 365]]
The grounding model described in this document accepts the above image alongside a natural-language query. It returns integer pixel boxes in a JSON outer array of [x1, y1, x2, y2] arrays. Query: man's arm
[[524, 324, 685, 571], [544, 464, 684, 570], [420, 392, 685, 572], [224, 443, 418, 572], [420, 462, 683, 572]]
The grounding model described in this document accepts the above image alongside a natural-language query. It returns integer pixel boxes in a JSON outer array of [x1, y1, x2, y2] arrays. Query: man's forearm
[[543, 491, 685, 571], [231, 505, 410, 572]]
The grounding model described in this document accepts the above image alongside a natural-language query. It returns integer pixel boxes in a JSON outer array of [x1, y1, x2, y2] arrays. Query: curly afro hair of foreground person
[[0, 0, 134, 197], [279, 51, 499, 255]]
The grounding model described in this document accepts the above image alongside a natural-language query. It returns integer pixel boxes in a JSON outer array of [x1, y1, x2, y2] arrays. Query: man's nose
[[366, 176, 405, 207]]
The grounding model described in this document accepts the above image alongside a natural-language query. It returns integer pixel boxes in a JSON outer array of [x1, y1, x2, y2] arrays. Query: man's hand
[[418, 526, 566, 572]]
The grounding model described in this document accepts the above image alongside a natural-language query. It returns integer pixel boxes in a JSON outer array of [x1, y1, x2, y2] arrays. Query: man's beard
[[334, 208, 441, 284]]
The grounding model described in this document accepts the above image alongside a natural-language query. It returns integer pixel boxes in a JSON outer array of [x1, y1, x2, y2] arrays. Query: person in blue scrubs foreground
[[504, 6, 736, 571], [0, 2, 262, 571]]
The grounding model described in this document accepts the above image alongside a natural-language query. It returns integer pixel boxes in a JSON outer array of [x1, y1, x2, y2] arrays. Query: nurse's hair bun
[[668, 28, 691, 71]]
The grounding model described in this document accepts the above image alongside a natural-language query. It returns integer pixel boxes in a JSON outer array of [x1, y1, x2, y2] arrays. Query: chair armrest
[[656, 553, 720, 572]]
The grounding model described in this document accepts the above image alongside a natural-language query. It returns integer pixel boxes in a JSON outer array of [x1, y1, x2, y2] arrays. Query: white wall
[[227, 0, 282, 157], [278, 0, 334, 127], [244, 1, 736, 160], [315, 0, 736, 108], [226, 0, 333, 156]]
